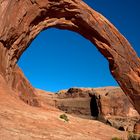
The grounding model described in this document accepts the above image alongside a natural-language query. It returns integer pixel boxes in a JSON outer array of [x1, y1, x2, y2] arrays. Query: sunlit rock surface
[[0, 0, 140, 113]]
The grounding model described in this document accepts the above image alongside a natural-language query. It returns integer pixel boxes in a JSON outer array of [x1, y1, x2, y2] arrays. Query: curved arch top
[[0, 0, 140, 113]]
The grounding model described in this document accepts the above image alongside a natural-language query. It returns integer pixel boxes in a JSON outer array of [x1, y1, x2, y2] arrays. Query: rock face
[[55, 87, 139, 132], [134, 121, 140, 134], [56, 87, 139, 118], [0, 77, 127, 140], [11, 65, 39, 106], [0, 0, 140, 113]]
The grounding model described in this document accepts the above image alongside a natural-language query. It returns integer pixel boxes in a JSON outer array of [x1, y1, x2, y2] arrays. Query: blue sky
[[18, 0, 140, 92]]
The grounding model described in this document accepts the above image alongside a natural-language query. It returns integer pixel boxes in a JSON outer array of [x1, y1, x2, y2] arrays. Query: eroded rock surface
[[55, 87, 140, 132], [11, 65, 39, 106], [0, 0, 140, 113], [134, 120, 140, 134], [0, 76, 127, 140], [56, 87, 139, 117]]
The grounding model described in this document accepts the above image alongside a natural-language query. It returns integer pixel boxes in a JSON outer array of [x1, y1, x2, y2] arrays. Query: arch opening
[[18, 28, 118, 92]]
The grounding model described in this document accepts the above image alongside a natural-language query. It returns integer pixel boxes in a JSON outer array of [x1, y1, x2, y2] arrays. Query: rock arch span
[[0, 0, 140, 113]]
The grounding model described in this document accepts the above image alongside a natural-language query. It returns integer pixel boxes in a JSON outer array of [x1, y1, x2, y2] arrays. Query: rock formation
[[134, 120, 140, 134], [55, 87, 140, 132], [0, 0, 140, 114], [0, 77, 128, 140], [11, 65, 39, 106]]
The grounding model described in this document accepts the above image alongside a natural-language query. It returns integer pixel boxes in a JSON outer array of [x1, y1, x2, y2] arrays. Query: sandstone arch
[[0, 0, 140, 113]]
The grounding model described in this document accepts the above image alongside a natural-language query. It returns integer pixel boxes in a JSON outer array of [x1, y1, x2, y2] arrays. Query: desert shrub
[[59, 114, 69, 122], [128, 133, 140, 140], [112, 137, 122, 140]]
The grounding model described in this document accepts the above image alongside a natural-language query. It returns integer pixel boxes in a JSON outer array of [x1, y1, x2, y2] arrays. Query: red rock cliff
[[0, 0, 140, 113]]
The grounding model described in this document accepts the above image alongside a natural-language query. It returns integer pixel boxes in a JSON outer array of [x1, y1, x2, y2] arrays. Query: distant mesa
[[52, 87, 139, 132]]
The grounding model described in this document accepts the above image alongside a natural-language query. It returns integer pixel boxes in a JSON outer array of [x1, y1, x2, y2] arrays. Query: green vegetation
[[128, 133, 140, 140], [59, 114, 69, 122], [112, 137, 122, 140]]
